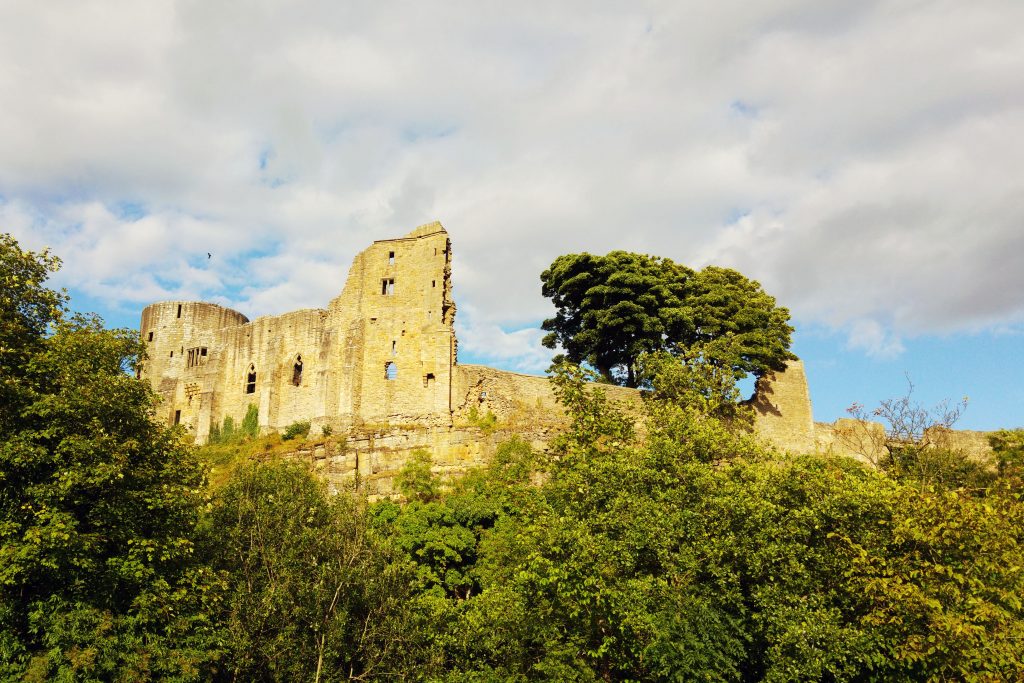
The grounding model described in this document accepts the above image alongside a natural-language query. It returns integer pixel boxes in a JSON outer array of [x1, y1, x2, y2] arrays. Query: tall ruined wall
[[326, 222, 455, 426], [207, 308, 332, 439], [750, 360, 816, 454]]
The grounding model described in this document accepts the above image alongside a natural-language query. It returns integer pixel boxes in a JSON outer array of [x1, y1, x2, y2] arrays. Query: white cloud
[[2, 0, 1023, 369]]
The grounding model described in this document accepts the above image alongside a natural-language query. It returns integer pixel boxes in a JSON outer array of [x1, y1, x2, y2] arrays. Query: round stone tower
[[139, 301, 249, 427]]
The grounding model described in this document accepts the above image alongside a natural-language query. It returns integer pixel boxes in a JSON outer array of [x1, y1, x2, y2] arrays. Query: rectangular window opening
[[391, 340, 397, 356], [381, 278, 395, 295], [186, 347, 209, 368], [170, 351, 174, 358], [147, 331, 153, 342], [177, 304, 182, 318], [388, 251, 395, 265], [173, 410, 181, 425], [424, 373, 435, 388], [432, 280, 436, 288]]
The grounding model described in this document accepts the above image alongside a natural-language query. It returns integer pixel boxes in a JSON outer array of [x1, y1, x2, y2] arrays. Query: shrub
[[241, 404, 259, 440], [466, 405, 498, 433], [283, 420, 311, 441]]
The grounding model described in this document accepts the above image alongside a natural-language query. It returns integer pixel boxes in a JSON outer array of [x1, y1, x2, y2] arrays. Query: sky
[[2, 1, 1022, 430]]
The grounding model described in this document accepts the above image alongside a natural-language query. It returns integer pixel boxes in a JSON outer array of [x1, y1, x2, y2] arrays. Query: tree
[[0, 234, 67, 433], [206, 460, 423, 681], [0, 234, 221, 680], [540, 251, 794, 386]]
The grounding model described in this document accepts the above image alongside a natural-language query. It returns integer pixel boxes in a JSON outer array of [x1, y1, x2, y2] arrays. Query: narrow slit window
[[292, 355, 303, 386], [173, 410, 181, 425], [388, 251, 395, 265], [432, 280, 436, 288], [147, 331, 153, 341], [170, 351, 174, 358], [381, 278, 395, 295], [424, 373, 435, 388], [246, 364, 256, 394], [177, 304, 182, 318], [385, 362, 397, 380], [391, 340, 397, 356]]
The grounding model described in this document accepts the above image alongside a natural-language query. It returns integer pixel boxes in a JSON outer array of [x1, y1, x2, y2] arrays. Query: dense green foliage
[[204, 461, 423, 681], [3, 232, 1022, 680], [540, 251, 795, 386], [0, 235, 220, 680]]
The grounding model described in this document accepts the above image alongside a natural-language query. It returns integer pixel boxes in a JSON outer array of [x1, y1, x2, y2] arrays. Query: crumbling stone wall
[[750, 360, 817, 454]]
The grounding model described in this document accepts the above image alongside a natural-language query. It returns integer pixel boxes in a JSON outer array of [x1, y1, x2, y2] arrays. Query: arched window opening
[[385, 362, 397, 381], [246, 364, 257, 394], [292, 355, 303, 386]]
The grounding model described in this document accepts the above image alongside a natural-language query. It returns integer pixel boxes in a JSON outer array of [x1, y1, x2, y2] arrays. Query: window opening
[[381, 278, 395, 295], [370, 317, 377, 324], [424, 373, 435, 388], [173, 410, 181, 425], [292, 355, 303, 386], [170, 351, 174, 358], [246, 364, 256, 394], [186, 347, 209, 368], [385, 362, 397, 380], [391, 340, 396, 356], [388, 251, 395, 265], [147, 331, 153, 341], [177, 304, 182, 318], [432, 280, 436, 288]]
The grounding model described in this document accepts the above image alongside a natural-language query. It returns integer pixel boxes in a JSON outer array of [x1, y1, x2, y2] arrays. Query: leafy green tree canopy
[[540, 251, 795, 386], [0, 233, 220, 680]]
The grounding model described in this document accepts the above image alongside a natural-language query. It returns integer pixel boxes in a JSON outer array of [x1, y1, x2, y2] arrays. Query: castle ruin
[[140, 221, 903, 490]]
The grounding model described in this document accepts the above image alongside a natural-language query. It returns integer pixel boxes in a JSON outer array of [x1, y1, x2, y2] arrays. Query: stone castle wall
[[140, 220, 992, 482]]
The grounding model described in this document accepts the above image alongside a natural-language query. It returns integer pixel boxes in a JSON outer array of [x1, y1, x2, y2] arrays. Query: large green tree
[[0, 234, 221, 680], [540, 251, 795, 386]]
